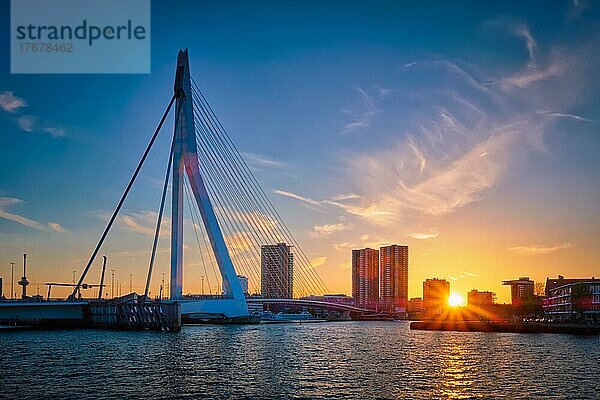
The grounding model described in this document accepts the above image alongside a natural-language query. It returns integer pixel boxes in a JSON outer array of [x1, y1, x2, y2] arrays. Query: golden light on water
[[448, 292, 465, 307]]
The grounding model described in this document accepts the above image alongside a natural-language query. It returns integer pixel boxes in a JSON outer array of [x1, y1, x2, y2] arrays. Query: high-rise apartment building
[[423, 278, 450, 313], [380, 244, 408, 311], [261, 243, 293, 298], [502, 277, 534, 306], [352, 248, 379, 309], [467, 289, 495, 307]]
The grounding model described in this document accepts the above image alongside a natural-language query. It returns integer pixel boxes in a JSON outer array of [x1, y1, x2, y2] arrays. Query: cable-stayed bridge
[[66, 49, 332, 320]]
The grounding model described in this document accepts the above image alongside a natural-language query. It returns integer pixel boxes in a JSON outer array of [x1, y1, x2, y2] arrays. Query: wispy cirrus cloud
[[508, 242, 572, 255], [407, 232, 440, 240], [331, 26, 594, 225], [0, 197, 66, 233], [44, 127, 66, 138], [325, 198, 395, 224], [92, 210, 170, 237], [273, 189, 321, 207], [536, 110, 593, 122], [0, 91, 27, 112], [47, 222, 69, 233], [17, 115, 36, 132], [332, 233, 393, 252], [512, 23, 537, 64], [1, 90, 66, 137], [311, 223, 350, 238], [274, 187, 395, 223], [242, 152, 288, 170], [120, 212, 159, 236], [310, 256, 327, 268], [501, 58, 566, 89], [447, 271, 481, 281], [341, 86, 383, 133]]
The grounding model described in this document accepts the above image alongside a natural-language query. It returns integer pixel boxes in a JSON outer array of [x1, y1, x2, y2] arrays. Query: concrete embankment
[[410, 320, 600, 335], [0, 296, 181, 332]]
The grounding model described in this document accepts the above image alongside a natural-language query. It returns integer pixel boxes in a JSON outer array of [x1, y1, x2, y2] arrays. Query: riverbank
[[410, 320, 600, 335]]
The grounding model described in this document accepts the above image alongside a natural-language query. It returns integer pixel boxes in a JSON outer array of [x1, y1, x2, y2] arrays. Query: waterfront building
[[408, 297, 424, 313], [261, 243, 293, 298], [423, 278, 450, 314], [543, 275, 600, 322], [379, 244, 408, 311], [352, 248, 379, 309], [222, 274, 249, 295], [467, 290, 495, 307], [502, 277, 534, 306], [238, 275, 249, 294]]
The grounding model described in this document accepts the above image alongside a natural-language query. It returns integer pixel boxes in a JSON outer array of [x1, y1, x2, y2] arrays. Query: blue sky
[[1, 0, 599, 300]]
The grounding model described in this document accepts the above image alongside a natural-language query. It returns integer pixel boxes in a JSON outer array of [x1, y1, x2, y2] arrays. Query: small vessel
[[183, 312, 261, 325], [258, 310, 326, 324]]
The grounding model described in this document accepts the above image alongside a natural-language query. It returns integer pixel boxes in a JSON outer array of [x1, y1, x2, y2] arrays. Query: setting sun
[[448, 292, 465, 307]]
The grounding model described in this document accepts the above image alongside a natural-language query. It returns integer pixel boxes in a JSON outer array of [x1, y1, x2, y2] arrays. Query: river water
[[1, 321, 598, 399]]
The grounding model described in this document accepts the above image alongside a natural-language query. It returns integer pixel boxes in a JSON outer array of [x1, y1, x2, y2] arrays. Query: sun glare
[[448, 292, 465, 307]]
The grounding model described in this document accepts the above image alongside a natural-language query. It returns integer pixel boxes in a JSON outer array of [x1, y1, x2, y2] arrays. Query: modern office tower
[[380, 244, 409, 311], [352, 248, 379, 309], [423, 278, 450, 313], [502, 277, 534, 306], [467, 289, 496, 307], [261, 243, 293, 298]]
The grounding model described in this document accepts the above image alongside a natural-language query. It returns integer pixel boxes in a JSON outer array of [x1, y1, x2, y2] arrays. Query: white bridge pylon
[[171, 49, 248, 317]]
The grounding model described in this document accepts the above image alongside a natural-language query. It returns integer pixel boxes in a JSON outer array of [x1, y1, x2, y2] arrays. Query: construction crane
[[47, 256, 108, 300], [45, 282, 103, 301]]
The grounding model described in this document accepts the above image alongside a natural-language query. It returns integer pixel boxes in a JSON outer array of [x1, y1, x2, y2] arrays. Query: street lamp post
[[111, 269, 115, 299], [9, 262, 15, 299], [160, 272, 165, 300], [129, 273, 133, 294]]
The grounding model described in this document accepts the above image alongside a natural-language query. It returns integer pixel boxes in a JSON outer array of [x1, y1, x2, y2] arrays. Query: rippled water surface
[[1, 321, 599, 399]]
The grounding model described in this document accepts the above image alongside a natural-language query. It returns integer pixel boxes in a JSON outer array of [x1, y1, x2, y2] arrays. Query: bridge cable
[[190, 81, 329, 294], [190, 86, 325, 296], [193, 119, 289, 294], [183, 179, 216, 295], [194, 133, 284, 296], [193, 114, 302, 296], [184, 152, 250, 293], [191, 91, 315, 296], [144, 100, 180, 298], [72, 95, 176, 299], [192, 131, 266, 293]]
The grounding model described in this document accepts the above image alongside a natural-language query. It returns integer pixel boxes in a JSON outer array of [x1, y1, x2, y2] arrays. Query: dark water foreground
[[1, 321, 599, 399]]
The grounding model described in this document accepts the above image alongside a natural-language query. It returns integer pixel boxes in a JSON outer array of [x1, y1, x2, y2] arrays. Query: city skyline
[[1, 1, 600, 302]]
